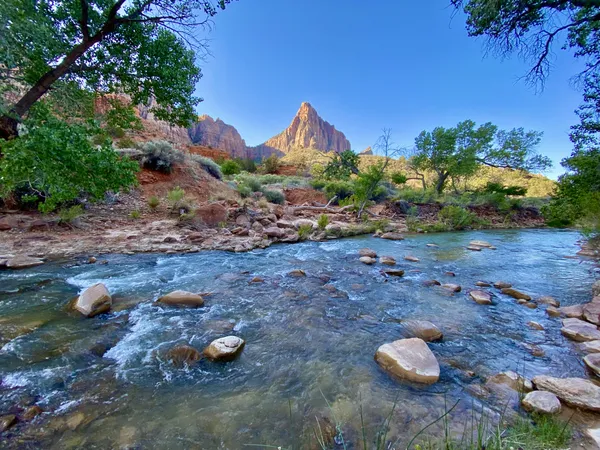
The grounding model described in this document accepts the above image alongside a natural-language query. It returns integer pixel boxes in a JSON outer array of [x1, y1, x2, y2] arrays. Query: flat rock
[[533, 375, 600, 412], [469, 290, 492, 305], [493, 281, 512, 289], [358, 248, 377, 258], [157, 290, 204, 307], [546, 306, 561, 317], [379, 256, 396, 266], [380, 232, 404, 240], [402, 320, 443, 342], [558, 304, 584, 319], [561, 318, 600, 342], [537, 296, 560, 307], [203, 336, 245, 361], [487, 370, 533, 392], [5, 256, 44, 269], [584, 302, 600, 325], [264, 227, 286, 238], [384, 269, 404, 277], [426, 243, 438, 247], [404, 255, 420, 262], [166, 345, 202, 368], [475, 281, 491, 287], [74, 283, 112, 317], [469, 240, 493, 248], [359, 256, 376, 265], [422, 280, 441, 287], [288, 269, 306, 277], [581, 340, 600, 353], [522, 391, 561, 415], [442, 283, 461, 293], [520, 300, 537, 309], [584, 353, 600, 376], [466, 245, 482, 251], [501, 288, 531, 301], [527, 321, 544, 331], [375, 338, 440, 384]]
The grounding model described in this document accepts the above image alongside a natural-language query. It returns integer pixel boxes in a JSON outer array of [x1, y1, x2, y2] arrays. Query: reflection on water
[[0, 229, 596, 448]]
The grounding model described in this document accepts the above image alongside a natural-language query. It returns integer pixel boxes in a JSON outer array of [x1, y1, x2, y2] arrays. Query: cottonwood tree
[[412, 120, 551, 194], [0, 0, 235, 139]]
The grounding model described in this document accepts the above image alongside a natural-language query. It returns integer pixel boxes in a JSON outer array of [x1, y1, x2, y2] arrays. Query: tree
[[323, 150, 360, 180], [0, 0, 235, 139], [451, 0, 600, 85], [412, 120, 550, 194]]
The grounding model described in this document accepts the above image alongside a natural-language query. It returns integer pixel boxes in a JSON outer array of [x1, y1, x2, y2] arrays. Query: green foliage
[[129, 209, 141, 219], [262, 189, 285, 205], [140, 140, 184, 174], [323, 181, 355, 201], [297, 223, 313, 240], [234, 157, 257, 173], [189, 154, 223, 180], [58, 204, 83, 223], [116, 137, 137, 149], [0, 106, 138, 212], [147, 195, 160, 210], [483, 182, 527, 196], [438, 205, 477, 230], [221, 159, 241, 176], [390, 172, 407, 185], [354, 162, 387, 211], [166, 186, 185, 210], [413, 119, 550, 194], [317, 214, 329, 230], [323, 150, 359, 180], [261, 154, 280, 174]]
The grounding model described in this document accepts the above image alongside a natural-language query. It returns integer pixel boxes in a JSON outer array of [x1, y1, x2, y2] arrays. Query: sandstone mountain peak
[[188, 115, 247, 158]]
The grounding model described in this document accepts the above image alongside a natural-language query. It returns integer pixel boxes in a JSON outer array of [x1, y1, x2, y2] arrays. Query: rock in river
[[375, 338, 440, 384], [558, 304, 584, 319], [402, 320, 443, 342], [442, 283, 461, 293], [581, 340, 600, 353], [469, 290, 492, 305], [0, 415, 16, 432], [487, 371, 533, 392], [288, 269, 306, 277], [379, 256, 396, 266], [359, 256, 376, 265], [561, 318, 600, 342], [404, 255, 420, 262], [5, 256, 45, 269], [584, 353, 600, 377], [501, 288, 531, 301], [583, 302, 600, 325], [469, 240, 493, 248], [384, 269, 405, 277], [157, 290, 204, 308], [380, 232, 404, 240], [203, 336, 245, 361], [167, 345, 202, 368], [522, 391, 561, 415], [358, 248, 377, 258], [493, 281, 512, 289], [475, 281, 491, 287], [527, 321, 544, 331], [73, 283, 112, 317], [533, 376, 600, 412], [537, 296, 560, 307]]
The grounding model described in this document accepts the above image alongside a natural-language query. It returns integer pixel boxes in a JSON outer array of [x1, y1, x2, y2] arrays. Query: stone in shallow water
[[384, 269, 404, 277], [0, 415, 16, 432], [583, 302, 600, 325], [380, 232, 404, 240], [4, 256, 45, 269], [73, 283, 112, 317], [522, 391, 561, 415], [359, 256, 376, 265], [375, 338, 440, 384], [167, 345, 202, 368], [442, 283, 461, 293], [469, 290, 492, 305], [561, 318, 600, 342], [469, 240, 493, 248], [580, 340, 600, 353], [466, 246, 482, 251], [537, 296, 560, 307], [501, 288, 531, 301], [475, 281, 491, 287], [288, 269, 306, 277], [379, 256, 396, 266], [404, 255, 420, 262], [493, 281, 512, 289], [422, 280, 441, 287], [558, 304, 584, 319], [204, 336, 245, 361], [546, 306, 561, 317], [157, 290, 204, 308], [358, 248, 377, 258], [527, 321, 544, 331], [584, 353, 600, 377], [533, 376, 600, 412], [402, 320, 443, 342], [22, 405, 43, 421], [487, 371, 533, 392]]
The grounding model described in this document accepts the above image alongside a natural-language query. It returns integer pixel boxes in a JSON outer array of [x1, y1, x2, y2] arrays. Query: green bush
[[221, 159, 241, 176], [58, 204, 84, 223], [317, 214, 329, 230], [438, 205, 477, 230], [129, 209, 141, 219], [116, 136, 136, 149], [0, 106, 139, 212], [391, 172, 407, 185], [483, 182, 527, 196], [148, 196, 160, 209], [234, 157, 257, 173], [261, 154, 280, 174], [140, 140, 184, 174], [167, 186, 185, 211], [323, 181, 355, 201], [189, 154, 223, 180], [297, 223, 313, 240], [263, 189, 285, 204], [310, 179, 327, 190]]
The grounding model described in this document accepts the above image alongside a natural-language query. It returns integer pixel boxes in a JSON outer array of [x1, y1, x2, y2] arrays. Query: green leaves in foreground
[[0, 106, 139, 212]]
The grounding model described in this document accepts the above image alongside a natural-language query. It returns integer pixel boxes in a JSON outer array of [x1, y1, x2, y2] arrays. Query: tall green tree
[[412, 120, 550, 194], [0, 0, 235, 139]]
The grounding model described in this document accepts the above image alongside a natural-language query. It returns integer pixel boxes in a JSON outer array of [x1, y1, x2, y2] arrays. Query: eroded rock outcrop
[[188, 115, 248, 158]]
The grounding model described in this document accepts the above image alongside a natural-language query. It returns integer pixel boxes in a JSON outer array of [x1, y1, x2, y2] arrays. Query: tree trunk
[[435, 172, 449, 194], [0, 115, 19, 140]]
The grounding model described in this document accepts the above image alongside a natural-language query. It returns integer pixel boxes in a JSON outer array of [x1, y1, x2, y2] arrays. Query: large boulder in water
[[561, 318, 600, 342], [73, 283, 112, 317], [557, 304, 584, 318], [380, 232, 404, 241], [402, 320, 443, 342], [375, 338, 440, 384], [379, 256, 396, 266], [486, 371, 533, 393], [469, 290, 492, 305], [358, 248, 377, 258], [157, 290, 204, 307], [203, 336, 245, 361], [533, 376, 600, 412], [522, 391, 561, 415], [469, 240, 493, 248]]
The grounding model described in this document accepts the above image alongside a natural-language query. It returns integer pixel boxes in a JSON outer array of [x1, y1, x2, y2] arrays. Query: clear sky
[[195, 1, 582, 179]]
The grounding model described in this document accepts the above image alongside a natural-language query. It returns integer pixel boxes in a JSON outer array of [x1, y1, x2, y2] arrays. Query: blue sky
[[196, 1, 582, 178]]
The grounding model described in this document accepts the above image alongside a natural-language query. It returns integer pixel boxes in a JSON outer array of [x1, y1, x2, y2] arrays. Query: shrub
[[317, 214, 329, 230], [310, 179, 327, 190], [261, 154, 280, 174], [140, 140, 184, 174], [234, 157, 257, 173], [263, 189, 285, 205], [323, 181, 355, 201], [167, 186, 185, 212], [483, 182, 528, 196], [391, 172, 408, 185], [297, 223, 313, 240], [438, 205, 477, 230], [236, 175, 263, 194], [116, 136, 136, 149], [189, 154, 223, 180], [58, 204, 83, 223], [130, 209, 141, 219], [0, 106, 139, 212], [148, 195, 160, 210], [221, 159, 241, 176]]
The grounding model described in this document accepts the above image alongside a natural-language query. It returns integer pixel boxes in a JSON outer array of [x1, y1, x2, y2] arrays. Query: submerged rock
[[422, 280, 441, 287], [358, 248, 377, 258], [527, 321, 545, 331], [537, 296, 560, 307], [584, 353, 600, 377], [466, 245, 482, 251], [359, 256, 376, 265], [493, 281, 512, 289], [0, 414, 16, 432], [442, 283, 461, 293], [22, 405, 43, 421], [533, 376, 600, 412], [288, 269, 306, 277], [157, 290, 204, 307], [383, 269, 404, 277], [379, 256, 396, 266], [561, 318, 600, 342], [501, 288, 531, 301], [475, 281, 491, 287], [166, 345, 202, 368], [404, 255, 420, 262], [380, 232, 404, 240], [73, 283, 112, 317], [375, 338, 440, 384], [469, 290, 492, 305], [487, 371, 533, 393], [522, 391, 561, 415], [203, 336, 245, 361], [470, 240, 493, 248], [402, 320, 443, 342]]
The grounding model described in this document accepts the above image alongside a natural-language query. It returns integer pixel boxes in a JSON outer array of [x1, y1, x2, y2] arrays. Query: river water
[[0, 229, 596, 448]]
